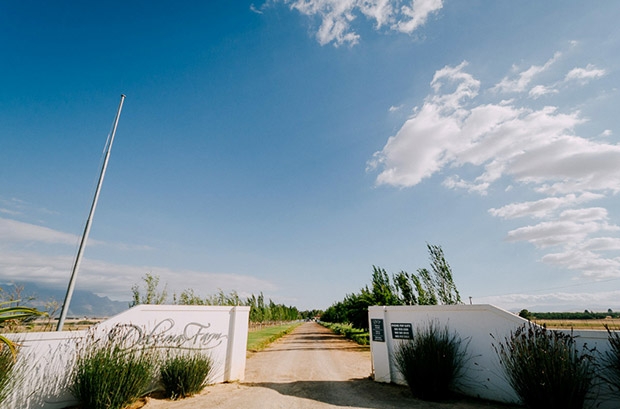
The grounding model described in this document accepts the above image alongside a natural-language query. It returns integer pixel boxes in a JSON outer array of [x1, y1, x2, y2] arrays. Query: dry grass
[[533, 318, 620, 330]]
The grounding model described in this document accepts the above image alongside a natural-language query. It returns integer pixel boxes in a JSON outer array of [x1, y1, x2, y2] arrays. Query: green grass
[[247, 323, 302, 352]]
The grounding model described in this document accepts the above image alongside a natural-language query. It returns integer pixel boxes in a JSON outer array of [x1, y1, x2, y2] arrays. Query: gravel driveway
[[143, 322, 521, 409]]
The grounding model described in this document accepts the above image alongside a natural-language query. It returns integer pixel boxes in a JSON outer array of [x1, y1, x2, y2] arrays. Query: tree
[[394, 271, 417, 305], [130, 273, 168, 306], [321, 243, 463, 329], [427, 244, 462, 305], [518, 309, 532, 320], [370, 266, 400, 306]]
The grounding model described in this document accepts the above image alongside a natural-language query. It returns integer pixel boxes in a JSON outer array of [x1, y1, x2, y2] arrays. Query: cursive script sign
[[112, 318, 228, 350]]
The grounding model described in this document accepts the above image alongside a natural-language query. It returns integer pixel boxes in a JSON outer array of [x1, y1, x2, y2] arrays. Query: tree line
[[321, 244, 462, 330], [130, 274, 302, 323], [519, 309, 620, 320]]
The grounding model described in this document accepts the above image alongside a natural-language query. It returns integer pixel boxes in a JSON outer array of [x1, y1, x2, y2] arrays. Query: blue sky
[[1, 1, 619, 312]]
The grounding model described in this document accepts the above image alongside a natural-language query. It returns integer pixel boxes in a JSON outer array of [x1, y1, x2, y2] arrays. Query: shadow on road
[[245, 378, 522, 409]]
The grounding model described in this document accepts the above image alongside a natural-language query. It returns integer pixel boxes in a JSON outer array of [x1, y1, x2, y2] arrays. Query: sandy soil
[[142, 322, 521, 409]]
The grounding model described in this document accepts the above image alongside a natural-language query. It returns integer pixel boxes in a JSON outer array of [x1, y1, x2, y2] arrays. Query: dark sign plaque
[[390, 323, 413, 340], [371, 318, 385, 342]]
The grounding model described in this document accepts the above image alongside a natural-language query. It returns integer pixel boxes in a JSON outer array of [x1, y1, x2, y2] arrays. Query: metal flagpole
[[56, 94, 126, 331]]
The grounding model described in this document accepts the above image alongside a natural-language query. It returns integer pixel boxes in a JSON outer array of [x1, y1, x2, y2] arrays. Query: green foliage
[[493, 322, 596, 409], [160, 351, 213, 400], [320, 322, 369, 345], [175, 289, 300, 324], [602, 325, 620, 396], [427, 244, 461, 304], [0, 346, 16, 405], [0, 301, 46, 357], [70, 327, 159, 409], [321, 244, 462, 331], [393, 322, 468, 401], [130, 273, 168, 307]]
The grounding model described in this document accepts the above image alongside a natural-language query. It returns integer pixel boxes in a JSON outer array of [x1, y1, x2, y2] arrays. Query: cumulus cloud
[[275, 0, 443, 46], [370, 51, 620, 279]]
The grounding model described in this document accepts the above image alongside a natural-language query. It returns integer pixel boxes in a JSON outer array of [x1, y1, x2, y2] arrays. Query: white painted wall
[[4, 305, 250, 409], [369, 304, 619, 408]]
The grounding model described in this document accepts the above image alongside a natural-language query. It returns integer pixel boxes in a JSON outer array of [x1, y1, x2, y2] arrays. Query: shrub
[[493, 322, 596, 409], [320, 322, 369, 345], [160, 350, 214, 399], [0, 346, 16, 405], [70, 327, 158, 409], [393, 321, 468, 401], [602, 325, 620, 395]]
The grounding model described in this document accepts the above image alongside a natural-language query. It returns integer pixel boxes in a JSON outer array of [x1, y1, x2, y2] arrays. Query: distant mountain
[[0, 281, 129, 318]]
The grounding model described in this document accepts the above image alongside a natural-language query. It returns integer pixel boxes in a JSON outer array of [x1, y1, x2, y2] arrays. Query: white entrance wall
[[4, 305, 250, 409], [369, 304, 619, 408]]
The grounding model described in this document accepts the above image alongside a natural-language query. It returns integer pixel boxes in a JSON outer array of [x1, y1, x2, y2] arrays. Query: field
[[246, 322, 301, 352], [533, 318, 620, 330]]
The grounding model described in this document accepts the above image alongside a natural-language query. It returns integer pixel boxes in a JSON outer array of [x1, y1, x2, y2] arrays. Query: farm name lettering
[[115, 319, 227, 350]]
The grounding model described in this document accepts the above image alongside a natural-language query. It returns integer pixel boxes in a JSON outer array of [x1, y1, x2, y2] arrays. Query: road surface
[[143, 322, 520, 409]]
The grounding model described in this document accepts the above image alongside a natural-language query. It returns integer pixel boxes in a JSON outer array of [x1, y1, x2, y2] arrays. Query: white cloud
[[0, 217, 80, 246], [276, 0, 443, 46], [493, 52, 561, 94], [370, 51, 620, 280], [529, 84, 558, 99], [250, 3, 264, 14], [394, 0, 443, 34], [478, 289, 620, 312], [0, 208, 21, 216], [505, 216, 618, 249], [0, 248, 276, 302], [489, 193, 604, 220], [565, 64, 606, 82]]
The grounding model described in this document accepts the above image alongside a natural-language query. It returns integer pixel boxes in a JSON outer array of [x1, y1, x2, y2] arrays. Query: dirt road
[[143, 322, 520, 409]]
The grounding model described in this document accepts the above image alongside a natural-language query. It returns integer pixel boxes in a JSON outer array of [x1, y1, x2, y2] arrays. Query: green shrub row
[[320, 322, 370, 345]]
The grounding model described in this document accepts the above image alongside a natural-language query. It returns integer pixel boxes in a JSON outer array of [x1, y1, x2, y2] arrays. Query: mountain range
[[0, 281, 129, 318]]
